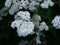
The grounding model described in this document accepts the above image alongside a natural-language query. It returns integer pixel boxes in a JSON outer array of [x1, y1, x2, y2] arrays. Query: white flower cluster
[[17, 21, 34, 37], [4, 0, 50, 43], [9, 2, 19, 15], [41, 0, 54, 8], [52, 16, 60, 29], [11, 20, 23, 28], [39, 22, 49, 31], [11, 11, 34, 37], [5, 0, 12, 8], [32, 14, 49, 44], [28, 1, 39, 11], [4, 0, 54, 15], [5, 0, 41, 15], [15, 11, 30, 20], [32, 14, 49, 31], [32, 14, 41, 27], [35, 21, 49, 44]]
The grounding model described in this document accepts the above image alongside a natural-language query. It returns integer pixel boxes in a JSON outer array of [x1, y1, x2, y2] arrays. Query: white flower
[[14, 15, 21, 20], [11, 20, 23, 28], [17, 0, 29, 10], [5, 0, 41, 12], [9, 2, 19, 15], [16, 11, 30, 20], [17, 1, 23, 9], [41, 0, 54, 8], [49, 1, 54, 6], [28, 1, 39, 11], [39, 22, 49, 31], [41, 2, 49, 8], [12, 0, 17, 3], [17, 21, 34, 37], [32, 14, 41, 27], [20, 0, 29, 9], [5, 0, 12, 8], [46, 0, 54, 7], [52, 16, 60, 29]]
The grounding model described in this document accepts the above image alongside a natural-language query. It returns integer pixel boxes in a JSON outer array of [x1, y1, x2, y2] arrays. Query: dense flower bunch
[[4, 0, 54, 15], [52, 16, 60, 29], [1, 0, 60, 44], [41, 0, 54, 8], [5, 0, 40, 15], [15, 11, 30, 20], [11, 11, 35, 37]]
